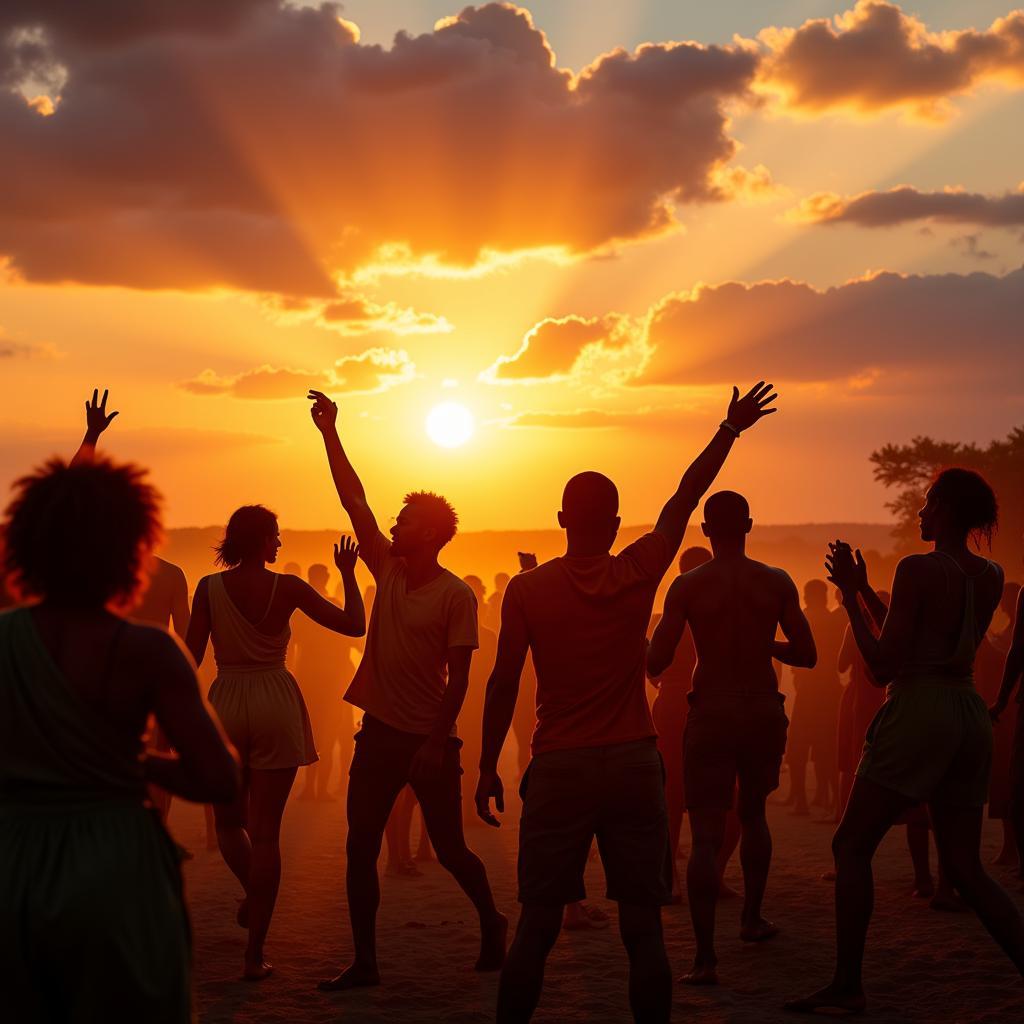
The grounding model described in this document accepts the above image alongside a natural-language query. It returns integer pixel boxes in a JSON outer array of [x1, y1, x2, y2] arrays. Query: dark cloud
[[758, 1, 1024, 117], [794, 184, 1024, 227], [0, 2, 757, 294]]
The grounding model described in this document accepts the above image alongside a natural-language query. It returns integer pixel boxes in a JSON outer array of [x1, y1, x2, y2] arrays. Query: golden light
[[426, 402, 475, 449]]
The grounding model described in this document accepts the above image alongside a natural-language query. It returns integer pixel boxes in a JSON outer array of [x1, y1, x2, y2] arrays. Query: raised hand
[[726, 381, 778, 433], [85, 388, 118, 439], [825, 540, 858, 595], [307, 389, 338, 434], [333, 534, 359, 573]]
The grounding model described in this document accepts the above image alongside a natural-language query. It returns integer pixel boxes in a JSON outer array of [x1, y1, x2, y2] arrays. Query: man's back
[[683, 556, 794, 697], [505, 532, 671, 754]]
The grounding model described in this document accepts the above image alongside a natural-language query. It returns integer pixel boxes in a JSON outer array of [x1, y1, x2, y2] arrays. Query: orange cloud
[[318, 296, 451, 336], [758, 1, 1024, 118], [504, 266, 1024, 390], [0, 3, 757, 294], [179, 348, 416, 399], [486, 313, 636, 380], [791, 184, 1024, 227]]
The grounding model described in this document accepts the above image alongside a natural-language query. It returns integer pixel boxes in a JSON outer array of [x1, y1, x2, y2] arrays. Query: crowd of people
[[2, 384, 1024, 1021]]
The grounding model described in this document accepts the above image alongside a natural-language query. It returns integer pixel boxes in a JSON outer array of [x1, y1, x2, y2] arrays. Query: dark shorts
[[517, 738, 671, 907], [683, 693, 789, 812]]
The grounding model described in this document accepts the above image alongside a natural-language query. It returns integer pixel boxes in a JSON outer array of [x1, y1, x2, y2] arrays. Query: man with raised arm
[[307, 390, 507, 993], [476, 383, 777, 1024], [647, 490, 816, 986]]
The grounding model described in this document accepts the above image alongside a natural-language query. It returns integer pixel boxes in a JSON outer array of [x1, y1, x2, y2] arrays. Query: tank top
[[207, 573, 290, 672]]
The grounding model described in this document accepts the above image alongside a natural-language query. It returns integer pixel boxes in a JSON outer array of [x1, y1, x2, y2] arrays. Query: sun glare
[[426, 402, 475, 449]]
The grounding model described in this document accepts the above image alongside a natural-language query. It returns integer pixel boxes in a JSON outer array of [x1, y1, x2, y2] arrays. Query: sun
[[426, 402, 475, 449]]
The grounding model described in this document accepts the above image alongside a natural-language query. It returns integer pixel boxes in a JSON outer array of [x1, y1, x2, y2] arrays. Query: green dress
[[0, 608, 192, 1023]]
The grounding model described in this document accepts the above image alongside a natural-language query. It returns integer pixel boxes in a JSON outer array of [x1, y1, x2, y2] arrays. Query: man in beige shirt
[[308, 390, 506, 994]]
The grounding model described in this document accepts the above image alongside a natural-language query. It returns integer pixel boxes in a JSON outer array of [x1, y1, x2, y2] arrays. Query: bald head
[[701, 490, 752, 541]]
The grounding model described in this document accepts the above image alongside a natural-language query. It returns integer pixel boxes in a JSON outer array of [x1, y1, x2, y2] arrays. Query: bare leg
[[784, 776, 912, 1014], [737, 795, 778, 941], [683, 808, 725, 984], [204, 804, 218, 851], [414, 755, 507, 970], [993, 818, 1018, 866], [214, 772, 252, 923], [384, 785, 417, 876], [837, 770, 854, 822], [788, 750, 810, 816], [906, 820, 934, 897], [319, 765, 405, 991], [497, 905, 563, 1023], [241, 767, 297, 978], [716, 810, 742, 897], [619, 903, 671, 1024], [929, 801, 1024, 973]]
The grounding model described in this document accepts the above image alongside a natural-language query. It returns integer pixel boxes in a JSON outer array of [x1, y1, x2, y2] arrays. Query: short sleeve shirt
[[345, 531, 479, 736], [504, 531, 673, 755]]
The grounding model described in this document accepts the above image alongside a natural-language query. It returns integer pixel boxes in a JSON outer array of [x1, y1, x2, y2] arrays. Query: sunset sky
[[2, 1, 1023, 531]]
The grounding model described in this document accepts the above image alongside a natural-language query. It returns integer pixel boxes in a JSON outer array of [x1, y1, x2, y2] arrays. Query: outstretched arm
[[71, 388, 119, 466], [476, 591, 530, 826], [307, 390, 380, 549], [290, 536, 366, 636], [653, 382, 777, 553], [772, 575, 817, 668], [647, 576, 689, 679], [992, 590, 1024, 721]]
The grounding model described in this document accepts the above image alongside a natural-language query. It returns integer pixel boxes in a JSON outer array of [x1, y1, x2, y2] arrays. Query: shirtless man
[[647, 490, 816, 985], [477, 382, 778, 1023]]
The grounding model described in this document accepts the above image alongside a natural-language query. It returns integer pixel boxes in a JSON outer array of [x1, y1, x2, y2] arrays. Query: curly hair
[[930, 467, 998, 549], [215, 505, 279, 567], [2, 457, 161, 608], [403, 491, 458, 548]]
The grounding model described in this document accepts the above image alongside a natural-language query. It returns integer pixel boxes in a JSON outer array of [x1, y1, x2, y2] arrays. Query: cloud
[[0, 2, 758, 294], [791, 184, 1024, 228], [950, 233, 997, 261], [179, 347, 416, 399], [503, 266, 1024, 392], [486, 313, 636, 380], [638, 266, 1024, 388], [757, 1, 1024, 118], [318, 295, 452, 336]]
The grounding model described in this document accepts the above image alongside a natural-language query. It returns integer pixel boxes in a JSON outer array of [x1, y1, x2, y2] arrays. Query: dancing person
[[1, 454, 239, 1022], [307, 390, 506, 992], [294, 563, 360, 802], [477, 382, 778, 1023], [784, 581, 845, 816], [788, 469, 1024, 1015], [69, 390, 195, 825], [647, 546, 740, 902], [187, 509, 364, 980], [991, 581, 1024, 886], [648, 491, 815, 985]]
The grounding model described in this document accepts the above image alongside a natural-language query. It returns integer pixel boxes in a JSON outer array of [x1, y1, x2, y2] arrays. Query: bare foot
[[475, 913, 508, 971], [317, 964, 381, 991], [783, 983, 866, 1015], [236, 898, 248, 929], [243, 960, 273, 982], [680, 960, 719, 986], [740, 918, 780, 942]]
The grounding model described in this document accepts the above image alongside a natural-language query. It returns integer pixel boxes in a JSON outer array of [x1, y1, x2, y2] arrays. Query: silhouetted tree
[[871, 427, 1024, 574]]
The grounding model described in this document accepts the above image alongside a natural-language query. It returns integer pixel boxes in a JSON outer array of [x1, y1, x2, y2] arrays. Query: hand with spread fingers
[[825, 540, 859, 596], [85, 388, 118, 441], [725, 381, 778, 433], [333, 535, 359, 574]]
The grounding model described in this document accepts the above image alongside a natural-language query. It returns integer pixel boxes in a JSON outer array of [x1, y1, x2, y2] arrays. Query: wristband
[[720, 420, 741, 437]]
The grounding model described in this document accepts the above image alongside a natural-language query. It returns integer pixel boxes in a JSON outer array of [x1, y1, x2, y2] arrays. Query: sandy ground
[[171, 777, 1024, 1024]]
